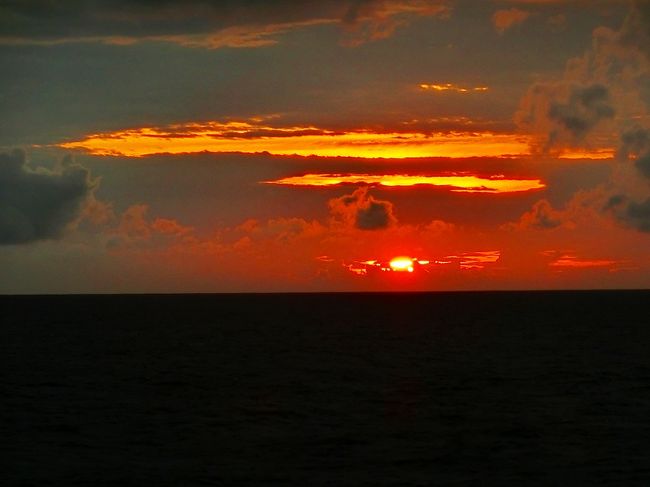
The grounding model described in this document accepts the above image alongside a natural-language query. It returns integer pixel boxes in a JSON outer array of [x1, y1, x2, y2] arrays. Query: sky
[[1, 0, 650, 293]]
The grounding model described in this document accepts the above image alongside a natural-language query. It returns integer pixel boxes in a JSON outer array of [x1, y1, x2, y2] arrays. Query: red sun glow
[[389, 256, 415, 272]]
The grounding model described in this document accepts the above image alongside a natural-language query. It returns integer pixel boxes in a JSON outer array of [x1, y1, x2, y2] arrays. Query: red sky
[[1, 0, 649, 293]]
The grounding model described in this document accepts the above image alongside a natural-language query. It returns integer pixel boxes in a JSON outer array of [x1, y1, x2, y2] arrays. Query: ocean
[[3, 291, 650, 485]]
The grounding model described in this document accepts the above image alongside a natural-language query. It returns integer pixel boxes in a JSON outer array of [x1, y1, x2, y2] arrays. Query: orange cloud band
[[264, 173, 545, 193], [58, 121, 532, 159], [419, 83, 489, 93]]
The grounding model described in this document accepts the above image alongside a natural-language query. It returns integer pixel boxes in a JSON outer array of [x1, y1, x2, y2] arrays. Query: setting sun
[[389, 256, 415, 273]]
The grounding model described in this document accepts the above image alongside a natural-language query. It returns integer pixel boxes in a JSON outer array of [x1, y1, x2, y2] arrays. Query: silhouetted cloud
[[605, 125, 650, 231], [607, 193, 650, 232], [625, 197, 650, 232], [0, 150, 97, 244], [547, 84, 615, 145], [503, 199, 567, 231], [618, 126, 650, 179], [328, 187, 397, 230]]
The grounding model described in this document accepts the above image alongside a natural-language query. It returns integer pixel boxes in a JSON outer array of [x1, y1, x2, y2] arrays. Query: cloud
[[505, 199, 564, 230], [505, 187, 613, 233], [265, 173, 544, 193], [492, 8, 531, 34], [547, 84, 615, 146], [339, 0, 450, 46], [0, 150, 97, 245], [115, 204, 153, 240], [516, 83, 616, 153], [507, 2, 650, 235], [328, 187, 397, 230], [419, 83, 489, 93], [236, 217, 326, 243], [0, 0, 450, 48], [618, 126, 650, 179], [146, 20, 334, 49], [620, 197, 650, 232], [151, 217, 193, 237], [516, 4, 649, 154], [605, 125, 650, 231], [58, 119, 532, 159], [547, 251, 623, 269], [108, 204, 194, 247]]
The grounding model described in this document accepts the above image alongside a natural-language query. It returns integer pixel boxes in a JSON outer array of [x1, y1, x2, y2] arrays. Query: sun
[[389, 256, 415, 273]]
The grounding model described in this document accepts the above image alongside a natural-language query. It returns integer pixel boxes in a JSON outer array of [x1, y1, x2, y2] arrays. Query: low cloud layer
[[0, 150, 96, 245]]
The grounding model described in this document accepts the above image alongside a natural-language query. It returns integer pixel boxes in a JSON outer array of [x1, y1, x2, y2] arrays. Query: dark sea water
[[3, 291, 650, 486]]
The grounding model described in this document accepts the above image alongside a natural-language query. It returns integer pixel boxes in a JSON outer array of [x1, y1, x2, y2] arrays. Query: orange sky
[[2, 0, 649, 293]]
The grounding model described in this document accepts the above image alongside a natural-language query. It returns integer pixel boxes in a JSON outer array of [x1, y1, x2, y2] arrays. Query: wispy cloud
[[0, 0, 450, 48], [419, 83, 489, 93]]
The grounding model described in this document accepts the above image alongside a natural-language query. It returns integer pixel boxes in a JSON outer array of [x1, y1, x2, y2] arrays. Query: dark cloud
[[0, 0, 449, 47], [603, 126, 650, 231], [504, 199, 564, 231], [635, 152, 650, 178], [356, 199, 394, 229], [609, 195, 650, 232], [625, 197, 650, 231], [516, 82, 617, 153], [618, 126, 650, 178], [547, 84, 615, 146], [328, 187, 397, 230], [604, 193, 625, 211], [620, 126, 650, 156], [0, 150, 96, 244]]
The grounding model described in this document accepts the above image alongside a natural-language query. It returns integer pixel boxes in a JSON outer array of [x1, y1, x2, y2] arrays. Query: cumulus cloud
[[624, 197, 650, 231], [547, 84, 615, 147], [108, 204, 194, 247], [505, 199, 564, 230], [618, 126, 650, 178], [492, 8, 531, 34], [517, 82, 616, 152], [328, 187, 397, 230], [511, 2, 650, 234], [505, 186, 615, 232], [605, 124, 650, 231], [516, 3, 649, 154], [605, 192, 650, 232], [0, 150, 97, 245]]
